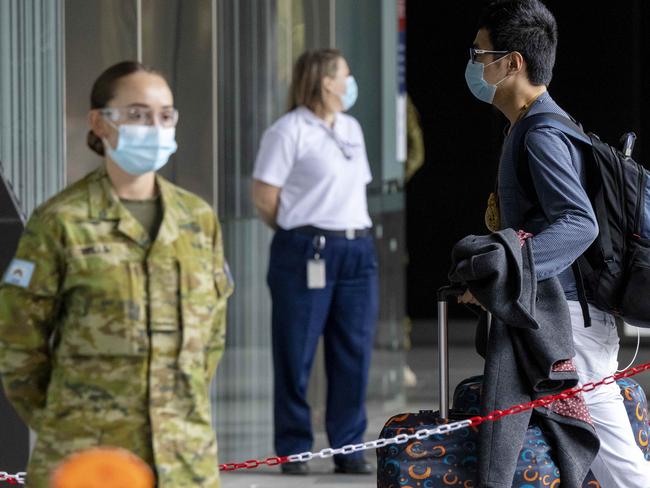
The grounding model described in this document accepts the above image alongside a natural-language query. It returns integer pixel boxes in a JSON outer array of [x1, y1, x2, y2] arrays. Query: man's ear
[[509, 51, 525, 75]]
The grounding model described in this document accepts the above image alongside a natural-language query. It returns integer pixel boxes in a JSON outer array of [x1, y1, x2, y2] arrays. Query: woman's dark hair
[[87, 61, 161, 156], [478, 0, 558, 86], [288, 49, 342, 113]]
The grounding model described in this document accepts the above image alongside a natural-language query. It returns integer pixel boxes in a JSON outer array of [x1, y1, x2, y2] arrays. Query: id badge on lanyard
[[307, 235, 326, 289]]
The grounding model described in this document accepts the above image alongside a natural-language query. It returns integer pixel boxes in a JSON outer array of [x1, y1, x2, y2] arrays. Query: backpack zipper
[[611, 145, 627, 257], [634, 164, 645, 236]]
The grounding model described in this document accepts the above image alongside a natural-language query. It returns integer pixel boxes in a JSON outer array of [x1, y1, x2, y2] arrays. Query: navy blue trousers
[[268, 229, 378, 462]]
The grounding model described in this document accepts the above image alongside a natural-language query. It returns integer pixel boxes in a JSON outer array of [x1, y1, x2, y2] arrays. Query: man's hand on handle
[[457, 289, 486, 311]]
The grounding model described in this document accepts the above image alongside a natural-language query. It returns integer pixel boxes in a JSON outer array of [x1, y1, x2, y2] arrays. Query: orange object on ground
[[49, 447, 154, 488]]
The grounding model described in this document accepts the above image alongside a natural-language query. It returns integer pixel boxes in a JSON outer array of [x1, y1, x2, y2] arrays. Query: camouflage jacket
[[0, 166, 232, 487]]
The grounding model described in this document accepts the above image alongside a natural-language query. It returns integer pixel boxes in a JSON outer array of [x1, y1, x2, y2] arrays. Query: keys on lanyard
[[307, 235, 326, 289]]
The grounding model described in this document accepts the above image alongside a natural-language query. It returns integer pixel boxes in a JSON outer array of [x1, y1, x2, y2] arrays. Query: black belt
[[291, 225, 371, 239]]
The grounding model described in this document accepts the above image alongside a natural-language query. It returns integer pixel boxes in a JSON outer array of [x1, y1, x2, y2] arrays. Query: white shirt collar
[[297, 106, 355, 145]]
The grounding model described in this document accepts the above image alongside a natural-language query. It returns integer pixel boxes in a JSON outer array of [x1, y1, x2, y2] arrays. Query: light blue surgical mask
[[341, 75, 358, 111], [104, 124, 177, 176], [464, 56, 509, 104]]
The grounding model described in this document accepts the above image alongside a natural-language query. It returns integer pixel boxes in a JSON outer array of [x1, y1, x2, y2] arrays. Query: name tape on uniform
[[3, 259, 35, 289]]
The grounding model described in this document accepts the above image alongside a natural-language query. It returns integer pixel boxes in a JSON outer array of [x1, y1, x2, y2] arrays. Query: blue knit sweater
[[498, 92, 598, 299]]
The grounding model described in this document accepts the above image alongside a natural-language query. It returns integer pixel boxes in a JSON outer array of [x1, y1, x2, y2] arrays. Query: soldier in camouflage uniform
[[0, 62, 232, 487]]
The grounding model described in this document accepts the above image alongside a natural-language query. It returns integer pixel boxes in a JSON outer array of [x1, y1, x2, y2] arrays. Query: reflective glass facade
[[0, 0, 406, 465]]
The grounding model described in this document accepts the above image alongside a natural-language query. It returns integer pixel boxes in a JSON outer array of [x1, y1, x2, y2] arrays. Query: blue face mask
[[104, 124, 177, 176], [341, 76, 358, 111], [464, 57, 509, 104]]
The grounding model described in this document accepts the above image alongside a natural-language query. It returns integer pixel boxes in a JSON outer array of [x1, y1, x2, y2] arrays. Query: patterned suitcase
[[377, 377, 648, 487], [377, 410, 599, 487], [376, 286, 650, 487], [617, 376, 650, 461]]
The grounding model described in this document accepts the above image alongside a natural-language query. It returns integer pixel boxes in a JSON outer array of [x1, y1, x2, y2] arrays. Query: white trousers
[[568, 300, 650, 487]]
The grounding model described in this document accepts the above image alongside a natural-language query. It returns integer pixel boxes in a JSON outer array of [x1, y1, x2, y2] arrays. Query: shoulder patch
[[3, 259, 35, 288]]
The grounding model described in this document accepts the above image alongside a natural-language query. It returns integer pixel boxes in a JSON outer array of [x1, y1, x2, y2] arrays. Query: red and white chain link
[[219, 361, 650, 471], [466, 361, 650, 427], [0, 472, 25, 485], [3, 364, 649, 479], [286, 418, 474, 464], [219, 456, 289, 472]]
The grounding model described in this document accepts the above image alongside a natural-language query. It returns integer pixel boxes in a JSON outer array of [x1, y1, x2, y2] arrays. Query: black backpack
[[512, 112, 650, 328]]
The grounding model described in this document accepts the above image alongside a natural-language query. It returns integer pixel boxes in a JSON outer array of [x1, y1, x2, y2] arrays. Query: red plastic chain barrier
[[0, 472, 24, 485], [467, 361, 650, 428], [220, 456, 289, 471], [218, 361, 650, 472]]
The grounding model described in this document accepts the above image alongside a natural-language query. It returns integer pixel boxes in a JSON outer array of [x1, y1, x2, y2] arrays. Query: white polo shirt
[[253, 106, 373, 231]]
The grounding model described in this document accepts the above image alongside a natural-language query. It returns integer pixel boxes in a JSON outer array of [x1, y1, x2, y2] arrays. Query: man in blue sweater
[[461, 0, 650, 486]]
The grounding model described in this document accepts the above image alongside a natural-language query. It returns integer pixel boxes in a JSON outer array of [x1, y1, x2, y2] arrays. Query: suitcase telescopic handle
[[436, 285, 492, 419], [437, 285, 466, 419]]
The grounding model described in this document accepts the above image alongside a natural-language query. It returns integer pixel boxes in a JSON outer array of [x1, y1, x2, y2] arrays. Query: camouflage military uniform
[[0, 166, 232, 487]]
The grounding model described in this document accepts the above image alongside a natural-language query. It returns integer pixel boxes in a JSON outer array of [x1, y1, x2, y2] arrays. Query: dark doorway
[[406, 0, 650, 318]]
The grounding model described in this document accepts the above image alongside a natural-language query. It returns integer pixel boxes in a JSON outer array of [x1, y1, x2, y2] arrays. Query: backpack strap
[[572, 261, 592, 328], [511, 112, 594, 327], [512, 112, 591, 198]]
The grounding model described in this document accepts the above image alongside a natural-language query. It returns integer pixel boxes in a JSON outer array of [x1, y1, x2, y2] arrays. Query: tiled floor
[[221, 325, 649, 487]]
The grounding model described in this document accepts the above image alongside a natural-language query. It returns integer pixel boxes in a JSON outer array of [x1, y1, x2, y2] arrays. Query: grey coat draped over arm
[[449, 229, 598, 488]]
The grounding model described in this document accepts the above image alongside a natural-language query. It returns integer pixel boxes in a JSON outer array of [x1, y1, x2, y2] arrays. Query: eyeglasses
[[100, 107, 179, 128], [469, 48, 509, 64]]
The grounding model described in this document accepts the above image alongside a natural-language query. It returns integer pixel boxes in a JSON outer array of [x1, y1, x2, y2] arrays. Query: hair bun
[[87, 130, 105, 156]]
